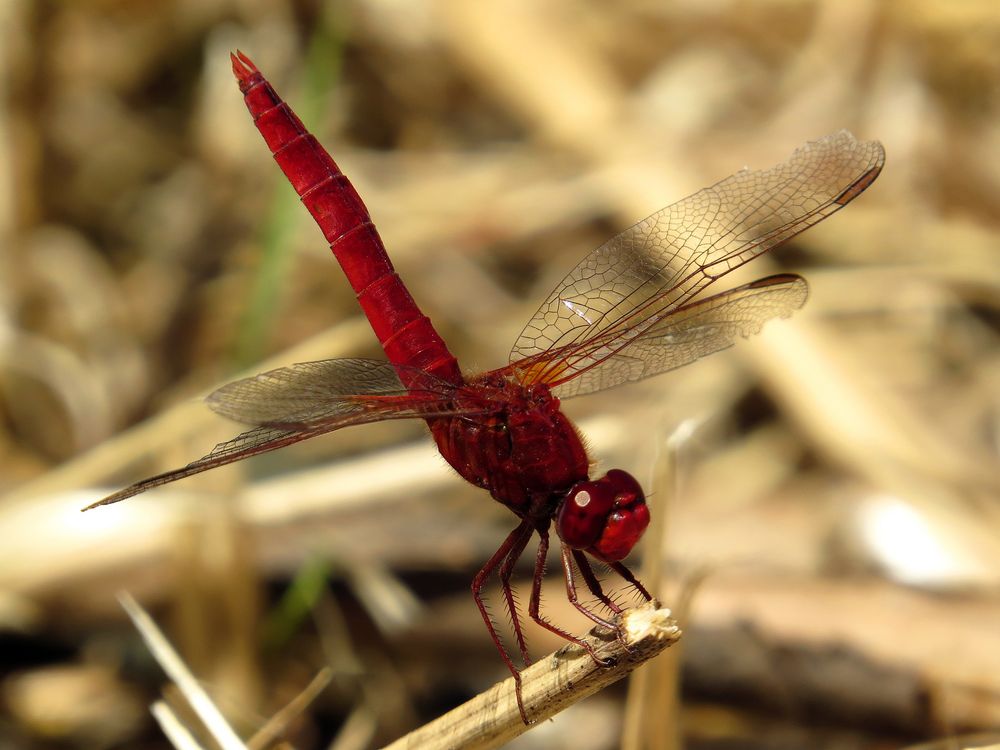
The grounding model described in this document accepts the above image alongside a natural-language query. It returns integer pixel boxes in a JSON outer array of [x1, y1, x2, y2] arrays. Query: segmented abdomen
[[231, 52, 462, 387]]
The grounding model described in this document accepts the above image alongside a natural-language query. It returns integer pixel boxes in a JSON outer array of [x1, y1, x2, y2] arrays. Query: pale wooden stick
[[380, 604, 679, 750], [151, 700, 208, 750], [119, 592, 248, 750]]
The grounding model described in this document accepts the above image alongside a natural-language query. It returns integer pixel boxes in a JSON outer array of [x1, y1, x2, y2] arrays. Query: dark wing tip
[[834, 155, 884, 205], [746, 273, 809, 312], [747, 272, 804, 288], [819, 131, 885, 205]]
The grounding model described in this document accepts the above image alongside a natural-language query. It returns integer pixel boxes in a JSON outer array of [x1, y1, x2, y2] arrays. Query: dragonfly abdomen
[[231, 52, 462, 386]]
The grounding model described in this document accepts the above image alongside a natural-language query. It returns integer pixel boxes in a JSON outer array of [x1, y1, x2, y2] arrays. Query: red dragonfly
[[87, 52, 884, 722]]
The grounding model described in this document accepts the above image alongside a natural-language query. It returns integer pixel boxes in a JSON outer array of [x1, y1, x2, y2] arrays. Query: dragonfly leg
[[528, 529, 613, 668], [570, 548, 623, 615], [573, 550, 656, 654], [472, 519, 533, 724], [499, 523, 535, 667], [608, 560, 653, 602], [559, 546, 618, 631]]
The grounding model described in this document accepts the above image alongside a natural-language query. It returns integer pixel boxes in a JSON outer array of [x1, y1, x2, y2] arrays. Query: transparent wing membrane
[[510, 131, 883, 395], [84, 359, 463, 509], [538, 274, 808, 398], [207, 358, 429, 426]]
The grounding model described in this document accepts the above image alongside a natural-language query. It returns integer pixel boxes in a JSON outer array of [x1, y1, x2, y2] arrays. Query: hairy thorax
[[427, 374, 590, 521]]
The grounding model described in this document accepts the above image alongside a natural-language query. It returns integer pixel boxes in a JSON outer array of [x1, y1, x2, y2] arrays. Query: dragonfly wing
[[84, 359, 465, 509], [510, 131, 883, 388], [205, 358, 448, 426], [537, 274, 807, 398], [84, 425, 333, 509]]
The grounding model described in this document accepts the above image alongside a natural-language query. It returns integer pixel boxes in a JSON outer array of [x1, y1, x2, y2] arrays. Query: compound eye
[[556, 470, 650, 562], [556, 481, 615, 549]]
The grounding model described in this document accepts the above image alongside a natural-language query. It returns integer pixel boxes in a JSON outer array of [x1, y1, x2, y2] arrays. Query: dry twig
[[380, 604, 679, 750], [119, 592, 248, 750]]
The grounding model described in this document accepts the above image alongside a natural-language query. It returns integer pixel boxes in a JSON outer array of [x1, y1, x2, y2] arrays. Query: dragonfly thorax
[[429, 376, 591, 516], [556, 469, 650, 562]]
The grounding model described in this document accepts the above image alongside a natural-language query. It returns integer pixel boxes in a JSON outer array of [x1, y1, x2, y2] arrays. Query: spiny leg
[[571, 549, 652, 654], [472, 519, 533, 724], [561, 546, 617, 630], [498, 522, 535, 667], [528, 528, 611, 666], [570, 548, 624, 615], [609, 560, 653, 602]]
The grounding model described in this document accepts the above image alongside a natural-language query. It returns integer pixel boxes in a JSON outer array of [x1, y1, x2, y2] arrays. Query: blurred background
[[1, 0, 999, 748]]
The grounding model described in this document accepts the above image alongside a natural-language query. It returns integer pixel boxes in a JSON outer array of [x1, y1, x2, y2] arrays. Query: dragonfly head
[[556, 469, 650, 562]]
